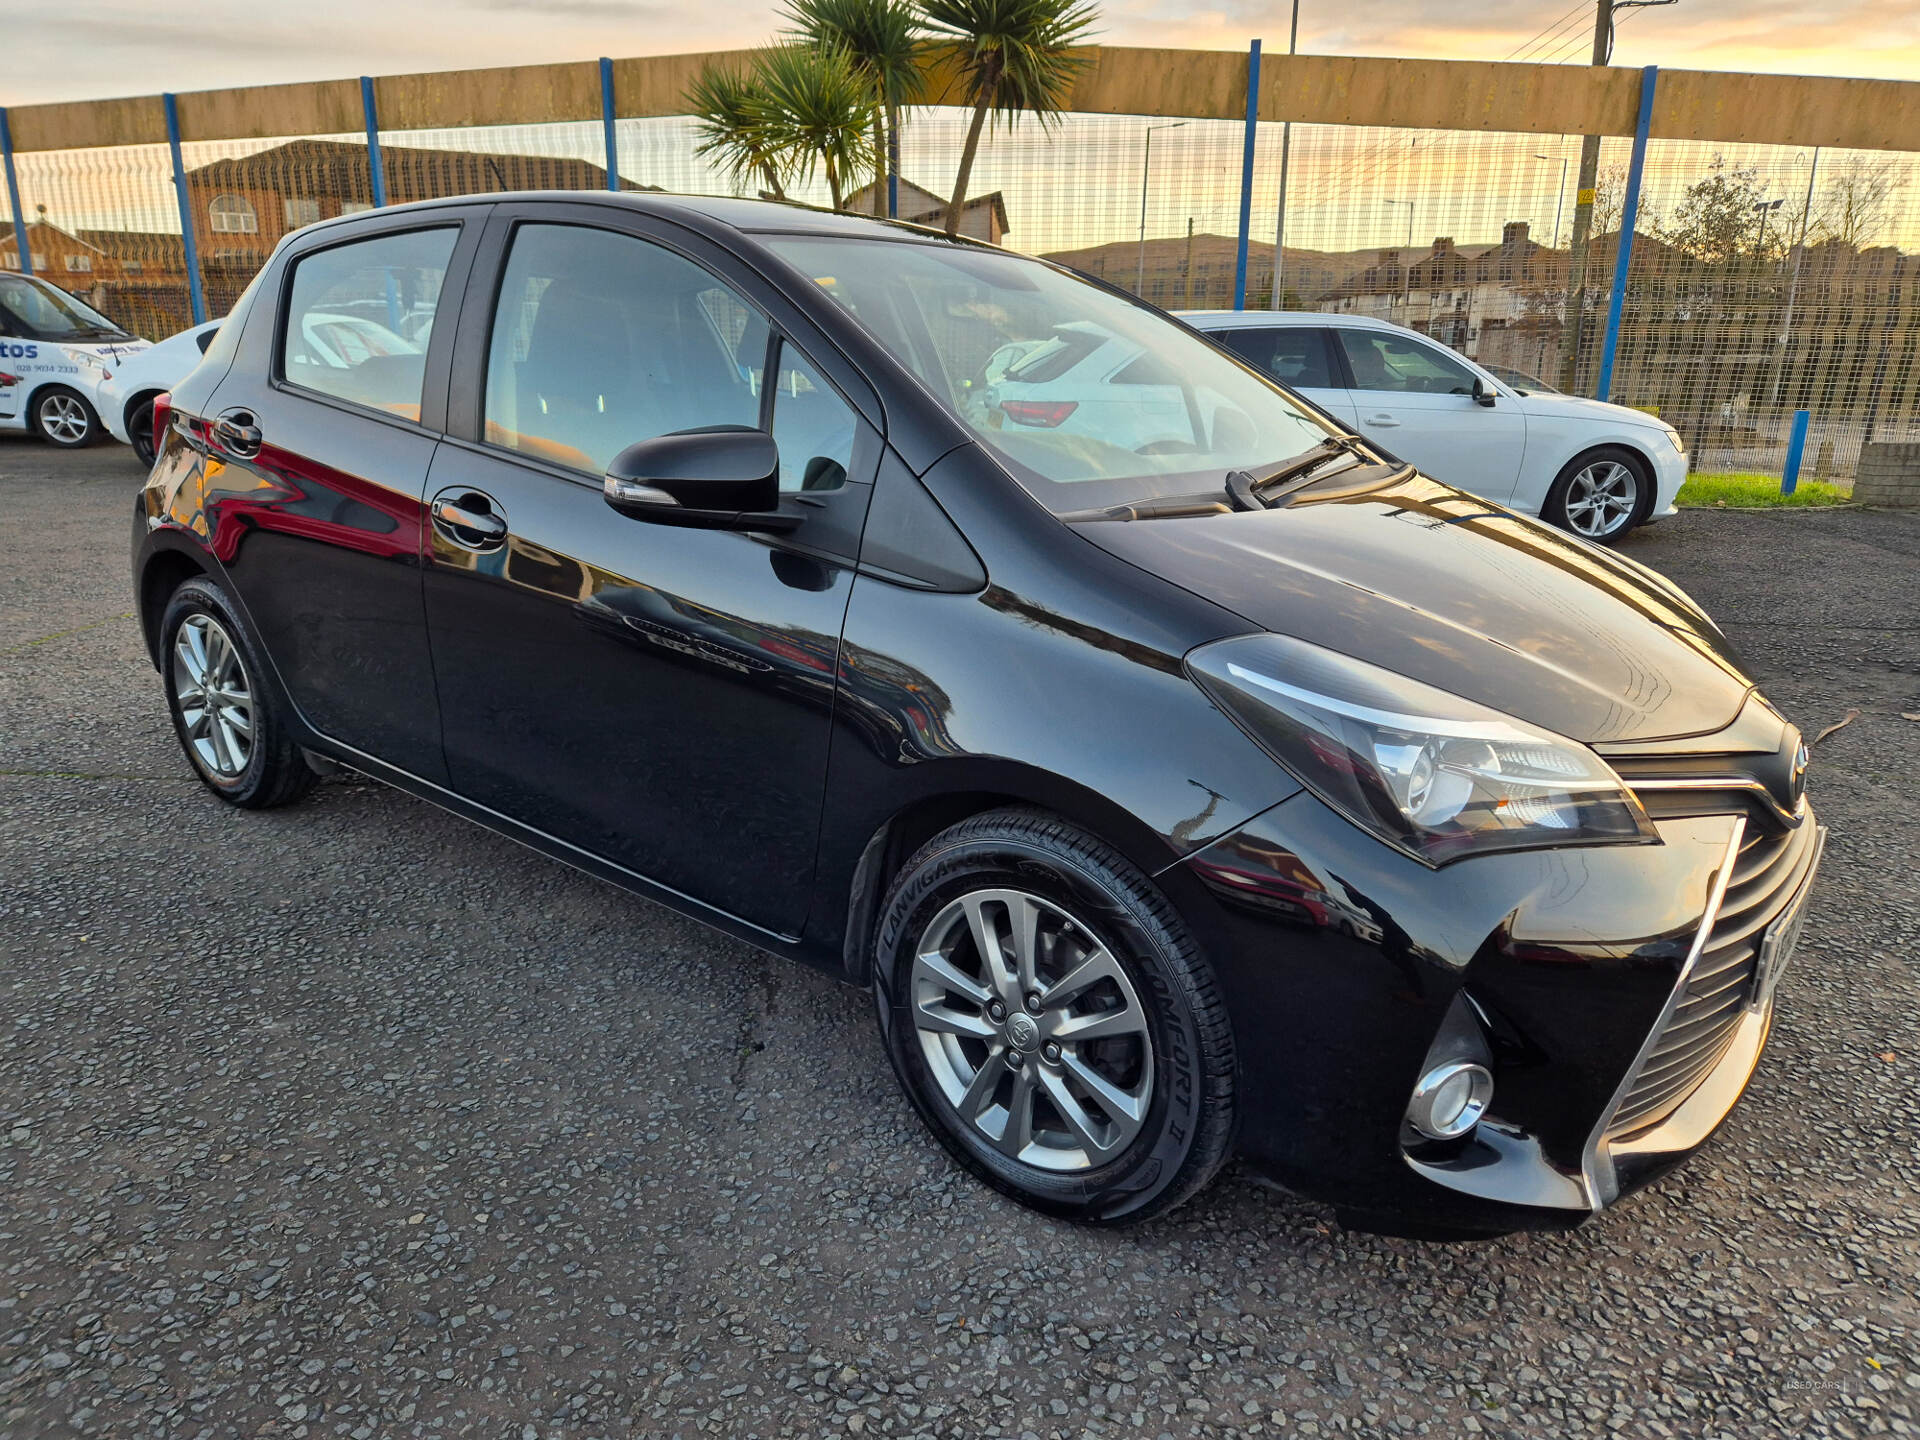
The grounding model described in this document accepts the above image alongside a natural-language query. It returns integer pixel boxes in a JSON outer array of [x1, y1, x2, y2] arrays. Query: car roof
[[293, 190, 957, 246]]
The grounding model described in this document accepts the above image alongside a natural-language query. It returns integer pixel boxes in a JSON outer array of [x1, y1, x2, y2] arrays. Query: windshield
[[0, 275, 130, 340], [764, 237, 1336, 513]]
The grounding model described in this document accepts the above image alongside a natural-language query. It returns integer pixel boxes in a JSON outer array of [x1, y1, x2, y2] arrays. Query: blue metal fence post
[[1233, 38, 1262, 310], [599, 58, 620, 191], [1, 109, 33, 278], [1781, 409, 1811, 494], [360, 77, 387, 208], [162, 94, 207, 325], [1595, 64, 1657, 403]]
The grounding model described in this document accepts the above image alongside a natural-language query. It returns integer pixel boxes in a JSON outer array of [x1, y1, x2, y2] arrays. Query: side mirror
[[602, 425, 798, 531], [1471, 377, 1498, 408]]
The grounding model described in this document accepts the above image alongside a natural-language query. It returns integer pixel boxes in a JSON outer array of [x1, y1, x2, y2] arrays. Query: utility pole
[[1557, 0, 1613, 393], [1269, 0, 1301, 310], [1557, 0, 1675, 391]]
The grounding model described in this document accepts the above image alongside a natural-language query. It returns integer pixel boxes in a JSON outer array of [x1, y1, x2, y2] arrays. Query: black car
[[133, 194, 1824, 1235]]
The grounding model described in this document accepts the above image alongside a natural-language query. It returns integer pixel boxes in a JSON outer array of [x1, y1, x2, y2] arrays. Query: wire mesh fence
[[5, 56, 1917, 484]]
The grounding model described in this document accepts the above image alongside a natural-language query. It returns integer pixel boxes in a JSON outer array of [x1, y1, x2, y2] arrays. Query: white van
[[0, 273, 151, 448]]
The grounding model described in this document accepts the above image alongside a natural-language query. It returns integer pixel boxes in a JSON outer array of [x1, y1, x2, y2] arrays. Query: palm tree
[[755, 45, 882, 212], [918, 0, 1097, 238], [686, 61, 790, 201], [782, 0, 927, 217]]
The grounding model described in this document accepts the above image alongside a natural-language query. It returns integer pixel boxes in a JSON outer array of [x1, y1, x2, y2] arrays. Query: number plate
[[1750, 826, 1826, 1013]]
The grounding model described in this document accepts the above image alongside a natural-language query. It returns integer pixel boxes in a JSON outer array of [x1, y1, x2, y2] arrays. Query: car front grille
[[1605, 816, 1820, 1140]]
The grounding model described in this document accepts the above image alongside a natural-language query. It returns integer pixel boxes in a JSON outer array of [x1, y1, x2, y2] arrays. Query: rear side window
[[1215, 327, 1334, 389], [280, 227, 457, 421], [483, 223, 768, 476]]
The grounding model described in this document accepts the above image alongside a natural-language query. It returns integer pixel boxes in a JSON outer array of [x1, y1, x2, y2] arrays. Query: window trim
[[270, 216, 480, 435], [208, 194, 259, 235]]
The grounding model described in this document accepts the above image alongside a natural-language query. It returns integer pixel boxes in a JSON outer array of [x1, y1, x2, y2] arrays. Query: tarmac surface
[[3, 434, 1918, 1438]]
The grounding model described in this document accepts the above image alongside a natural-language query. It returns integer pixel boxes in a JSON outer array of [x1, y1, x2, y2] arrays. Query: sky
[[5, 0, 1920, 107]]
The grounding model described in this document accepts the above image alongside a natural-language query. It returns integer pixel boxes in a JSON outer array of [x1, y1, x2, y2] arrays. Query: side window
[[281, 227, 456, 421], [484, 223, 768, 476], [1213, 328, 1333, 389], [1335, 328, 1477, 395], [769, 342, 857, 493]]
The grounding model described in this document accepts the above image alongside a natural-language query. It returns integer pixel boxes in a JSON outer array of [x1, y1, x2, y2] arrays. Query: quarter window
[[1335, 328, 1479, 395], [769, 342, 855, 493], [483, 223, 768, 476], [280, 227, 456, 421], [209, 194, 259, 235]]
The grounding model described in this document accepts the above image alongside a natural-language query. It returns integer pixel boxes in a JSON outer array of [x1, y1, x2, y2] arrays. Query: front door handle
[[431, 492, 508, 547], [213, 409, 263, 455], [1364, 413, 1401, 428]]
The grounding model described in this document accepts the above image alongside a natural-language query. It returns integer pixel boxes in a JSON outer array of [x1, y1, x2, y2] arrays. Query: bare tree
[[1811, 156, 1905, 251]]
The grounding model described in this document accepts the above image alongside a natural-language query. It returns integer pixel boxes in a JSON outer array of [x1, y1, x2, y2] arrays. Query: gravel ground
[[3, 435, 1918, 1440]]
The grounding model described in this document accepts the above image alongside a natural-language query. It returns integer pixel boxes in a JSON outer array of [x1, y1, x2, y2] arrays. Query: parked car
[[1182, 310, 1686, 543], [0, 273, 149, 448], [99, 319, 223, 466], [134, 194, 1824, 1236]]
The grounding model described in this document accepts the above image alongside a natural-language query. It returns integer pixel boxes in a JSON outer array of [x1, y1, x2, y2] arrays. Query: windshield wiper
[[1060, 492, 1237, 523], [1225, 437, 1369, 508]]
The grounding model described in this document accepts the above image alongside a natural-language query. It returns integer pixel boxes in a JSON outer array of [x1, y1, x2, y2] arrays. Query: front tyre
[[873, 808, 1236, 1225], [160, 578, 316, 809], [33, 386, 101, 448], [1543, 446, 1649, 543]]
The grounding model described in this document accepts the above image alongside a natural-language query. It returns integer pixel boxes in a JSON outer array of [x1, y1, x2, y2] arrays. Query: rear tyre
[[1543, 446, 1648, 544], [128, 397, 158, 468], [33, 386, 101, 448], [159, 578, 316, 809], [873, 807, 1236, 1225]]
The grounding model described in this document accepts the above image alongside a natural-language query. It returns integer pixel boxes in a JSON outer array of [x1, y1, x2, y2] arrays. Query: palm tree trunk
[[827, 157, 844, 212], [870, 110, 887, 217], [760, 161, 787, 202], [885, 102, 902, 218], [947, 86, 993, 239]]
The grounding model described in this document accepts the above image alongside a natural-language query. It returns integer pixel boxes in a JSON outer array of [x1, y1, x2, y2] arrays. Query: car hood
[[1076, 469, 1753, 744], [1509, 389, 1667, 432]]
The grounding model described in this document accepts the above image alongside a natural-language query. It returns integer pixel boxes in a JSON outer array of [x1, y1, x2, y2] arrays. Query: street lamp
[[1383, 198, 1414, 311], [1135, 121, 1188, 296], [1533, 152, 1570, 249]]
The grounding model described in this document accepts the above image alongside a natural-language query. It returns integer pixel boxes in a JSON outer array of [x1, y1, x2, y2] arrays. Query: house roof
[[187, 137, 657, 202], [843, 178, 1009, 235]]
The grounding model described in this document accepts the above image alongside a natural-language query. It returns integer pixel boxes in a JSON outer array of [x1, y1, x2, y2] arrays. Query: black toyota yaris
[[133, 193, 1824, 1235]]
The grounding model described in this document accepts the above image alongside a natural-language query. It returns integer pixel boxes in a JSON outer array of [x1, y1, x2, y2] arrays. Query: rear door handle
[[431, 492, 508, 546], [213, 408, 263, 455]]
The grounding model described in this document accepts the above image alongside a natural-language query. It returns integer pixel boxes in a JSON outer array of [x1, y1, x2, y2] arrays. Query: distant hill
[[1039, 232, 1379, 309]]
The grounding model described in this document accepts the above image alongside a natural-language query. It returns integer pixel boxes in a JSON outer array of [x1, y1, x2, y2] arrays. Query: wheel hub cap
[[911, 888, 1153, 1172], [1564, 461, 1638, 537], [42, 395, 86, 443], [171, 613, 255, 778]]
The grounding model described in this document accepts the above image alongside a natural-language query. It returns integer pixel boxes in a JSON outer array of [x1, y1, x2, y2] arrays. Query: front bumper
[[1644, 437, 1688, 522], [1171, 790, 1821, 1234]]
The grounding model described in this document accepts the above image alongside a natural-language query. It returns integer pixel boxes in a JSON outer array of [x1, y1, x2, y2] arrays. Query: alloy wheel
[[38, 393, 90, 445], [911, 888, 1154, 1172], [171, 613, 255, 778], [1563, 460, 1639, 538]]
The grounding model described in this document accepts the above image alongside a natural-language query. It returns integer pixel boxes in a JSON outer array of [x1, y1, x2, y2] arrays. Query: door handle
[[1364, 413, 1401, 428], [213, 409, 263, 455], [431, 494, 508, 544]]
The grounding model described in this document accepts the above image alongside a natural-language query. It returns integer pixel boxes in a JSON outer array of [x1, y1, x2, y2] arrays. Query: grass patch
[[1677, 471, 1854, 508]]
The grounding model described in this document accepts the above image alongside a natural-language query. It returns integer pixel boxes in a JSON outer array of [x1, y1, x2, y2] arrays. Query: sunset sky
[[5, 0, 1919, 106]]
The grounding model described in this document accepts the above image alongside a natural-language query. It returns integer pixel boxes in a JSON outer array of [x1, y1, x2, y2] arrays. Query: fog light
[[1406, 1060, 1493, 1140]]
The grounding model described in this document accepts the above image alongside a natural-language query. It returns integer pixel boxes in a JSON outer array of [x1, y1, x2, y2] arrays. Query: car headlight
[[1187, 633, 1655, 865], [1665, 427, 1685, 453]]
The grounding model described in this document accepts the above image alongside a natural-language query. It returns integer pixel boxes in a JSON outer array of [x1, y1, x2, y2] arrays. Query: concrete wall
[[1854, 443, 1920, 508]]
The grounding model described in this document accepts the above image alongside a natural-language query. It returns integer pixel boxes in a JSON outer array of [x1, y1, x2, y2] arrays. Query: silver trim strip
[[1580, 815, 1747, 1209], [1625, 777, 1803, 827]]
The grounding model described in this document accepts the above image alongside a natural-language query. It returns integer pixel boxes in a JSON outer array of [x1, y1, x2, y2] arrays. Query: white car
[[972, 320, 1243, 458], [98, 319, 223, 466], [0, 273, 151, 449], [1180, 310, 1687, 543]]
